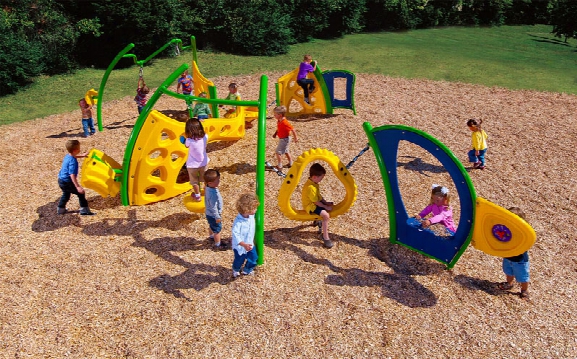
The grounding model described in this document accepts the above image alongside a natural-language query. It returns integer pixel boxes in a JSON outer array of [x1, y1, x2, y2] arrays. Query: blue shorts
[[310, 206, 324, 216], [206, 215, 222, 234], [502, 258, 530, 283], [197, 114, 209, 120]]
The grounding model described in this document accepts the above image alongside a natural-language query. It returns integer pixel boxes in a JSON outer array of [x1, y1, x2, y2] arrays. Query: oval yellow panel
[[277, 148, 357, 221], [472, 197, 536, 257]]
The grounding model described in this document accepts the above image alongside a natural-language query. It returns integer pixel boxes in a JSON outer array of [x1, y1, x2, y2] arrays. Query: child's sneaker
[[322, 237, 334, 249], [478, 165, 486, 170], [473, 161, 481, 169], [304, 97, 310, 104], [232, 271, 241, 278], [213, 242, 228, 251], [57, 207, 67, 215], [79, 207, 95, 215], [241, 270, 254, 276], [192, 193, 201, 202]]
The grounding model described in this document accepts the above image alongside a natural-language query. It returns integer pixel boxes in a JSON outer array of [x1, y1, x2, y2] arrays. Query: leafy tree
[[550, 0, 577, 43]]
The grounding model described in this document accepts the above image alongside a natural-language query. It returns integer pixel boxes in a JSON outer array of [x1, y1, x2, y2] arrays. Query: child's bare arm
[[291, 129, 297, 142], [69, 174, 85, 194]]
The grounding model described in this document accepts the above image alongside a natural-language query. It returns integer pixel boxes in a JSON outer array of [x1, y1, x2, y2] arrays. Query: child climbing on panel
[[231, 193, 260, 278], [498, 207, 531, 300], [297, 54, 317, 105], [302, 163, 334, 248], [272, 105, 298, 171], [414, 184, 457, 235], [467, 118, 488, 170], [191, 92, 212, 120], [134, 76, 150, 114], [182, 118, 209, 202]]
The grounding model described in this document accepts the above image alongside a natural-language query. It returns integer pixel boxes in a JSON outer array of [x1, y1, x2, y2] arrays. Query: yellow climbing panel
[[80, 148, 121, 198], [277, 68, 327, 117], [127, 110, 190, 205], [472, 197, 536, 257], [277, 148, 357, 221]]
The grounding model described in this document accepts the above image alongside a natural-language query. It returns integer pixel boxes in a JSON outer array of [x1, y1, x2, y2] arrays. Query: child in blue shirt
[[204, 169, 227, 250], [498, 207, 531, 299], [231, 193, 260, 278], [57, 140, 94, 215]]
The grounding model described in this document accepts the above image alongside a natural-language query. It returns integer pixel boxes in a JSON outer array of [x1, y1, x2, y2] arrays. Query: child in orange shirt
[[271, 106, 298, 171]]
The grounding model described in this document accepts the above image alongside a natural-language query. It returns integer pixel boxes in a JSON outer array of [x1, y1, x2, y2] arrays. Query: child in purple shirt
[[296, 54, 318, 104]]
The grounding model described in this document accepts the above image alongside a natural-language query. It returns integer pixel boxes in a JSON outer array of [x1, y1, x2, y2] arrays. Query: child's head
[[141, 85, 150, 94], [429, 184, 450, 206], [180, 70, 188, 77], [236, 193, 260, 216], [65, 139, 80, 154], [467, 118, 482, 131], [309, 163, 326, 183], [508, 206, 525, 220], [185, 117, 206, 139], [303, 54, 312, 63], [204, 169, 220, 187], [228, 83, 238, 93], [79, 98, 89, 108], [273, 105, 286, 119], [198, 92, 207, 98]]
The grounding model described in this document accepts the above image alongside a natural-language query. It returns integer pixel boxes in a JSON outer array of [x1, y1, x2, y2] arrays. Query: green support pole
[[255, 75, 268, 265], [97, 43, 135, 132]]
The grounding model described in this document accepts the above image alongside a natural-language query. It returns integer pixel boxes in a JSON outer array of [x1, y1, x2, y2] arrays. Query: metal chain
[[346, 144, 370, 169]]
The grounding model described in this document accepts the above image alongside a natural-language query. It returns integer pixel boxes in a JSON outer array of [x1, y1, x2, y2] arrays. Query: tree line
[[1, 0, 576, 96]]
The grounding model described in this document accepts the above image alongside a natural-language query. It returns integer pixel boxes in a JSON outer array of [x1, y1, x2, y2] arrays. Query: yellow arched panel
[[192, 60, 214, 97], [127, 110, 191, 205], [472, 197, 536, 257], [277, 148, 357, 221], [277, 68, 327, 117], [80, 148, 121, 198]]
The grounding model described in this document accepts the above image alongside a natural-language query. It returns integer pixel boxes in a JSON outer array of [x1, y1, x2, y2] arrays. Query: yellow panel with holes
[[277, 68, 327, 117]]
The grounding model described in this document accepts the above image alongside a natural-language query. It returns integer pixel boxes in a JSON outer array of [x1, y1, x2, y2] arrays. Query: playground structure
[[78, 35, 534, 268], [276, 65, 357, 117]]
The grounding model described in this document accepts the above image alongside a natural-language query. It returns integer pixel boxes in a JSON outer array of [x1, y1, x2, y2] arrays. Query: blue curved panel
[[364, 124, 476, 267], [322, 70, 356, 114]]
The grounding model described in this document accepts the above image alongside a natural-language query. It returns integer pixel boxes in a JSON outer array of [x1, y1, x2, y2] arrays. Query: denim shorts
[[502, 258, 530, 283], [310, 206, 324, 216], [206, 215, 222, 234]]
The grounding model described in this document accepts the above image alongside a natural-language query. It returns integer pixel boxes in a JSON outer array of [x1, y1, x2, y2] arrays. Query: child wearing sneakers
[[57, 140, 95, 215], [297, 54, 317, 104], [204, 169, 227, 250], [467, 118, 488, 170], [498, 207, 531, 299], [231, 193, 260, 278], [302, 163, 334, 248], [272, 105, 298, 171], [183, 118, 209, 202]]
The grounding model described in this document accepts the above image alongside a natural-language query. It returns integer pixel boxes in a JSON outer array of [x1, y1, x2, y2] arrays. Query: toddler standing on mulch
[[271, 105, 297, 171], [57, 140, 95, 216], [498, 207, 531, 300], [302, 163, 334, 248], [79, 98, 95, 137], [467, 118, 489, 170], [204, 169, 227, 250], [231, 193, 260, 278]]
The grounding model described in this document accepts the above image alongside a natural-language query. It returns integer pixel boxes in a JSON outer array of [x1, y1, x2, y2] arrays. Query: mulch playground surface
[[1, 72, 576, 357]]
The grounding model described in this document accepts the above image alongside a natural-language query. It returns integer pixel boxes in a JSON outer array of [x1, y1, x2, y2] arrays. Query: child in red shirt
[[272, 106, 298, 170]]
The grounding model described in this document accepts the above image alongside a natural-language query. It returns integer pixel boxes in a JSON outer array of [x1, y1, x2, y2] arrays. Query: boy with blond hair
[[272, 105, 298, 171]]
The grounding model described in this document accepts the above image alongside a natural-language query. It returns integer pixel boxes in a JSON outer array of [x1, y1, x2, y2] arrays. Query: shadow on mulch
[[46, 129, 84, 139], [215, 162, 256, 176], [32, 200, 83, 232], [149, 264, 231, 301], [289, 114, 340, 123], [265, 225, 441, 308], [453, 274, 513, 297], [397, 155, 446, 176], [104, 118, 135, 130]]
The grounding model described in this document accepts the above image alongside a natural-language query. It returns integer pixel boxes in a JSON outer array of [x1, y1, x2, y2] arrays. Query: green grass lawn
[[1, 25, 575, 126]]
